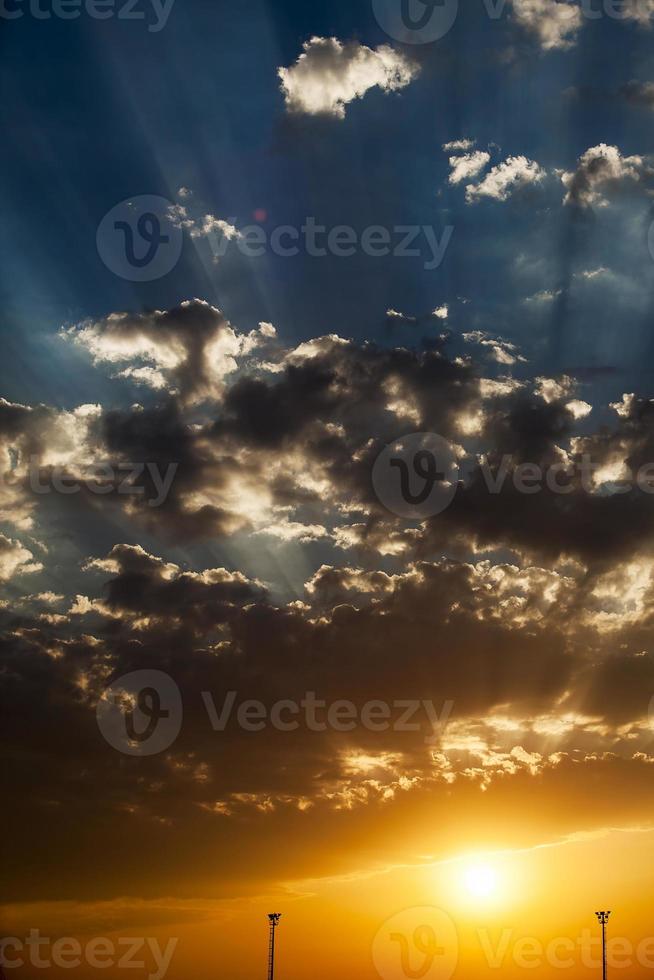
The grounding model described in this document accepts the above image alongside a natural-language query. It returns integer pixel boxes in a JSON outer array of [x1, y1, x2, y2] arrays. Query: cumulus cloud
[[463, 331, 527, 365], [444, 140, 653, 210], [465, 155, 546, 202], [561, 143, 651, 207], [443, 138, 477, 153], [0, 398, 108, 531], [82, 543, 267, 627], [447, 150, 491, 186], [63, 300, 274, 405], [8, 300, 654, 568], [620, 0, 654, 25], [509, 0, 583, 51], [0, 534, 41, 580], [566, 399, 592, 420], [386, 308, 417, 323], [278, 37, 419, 118], [167, 204, 240, 242]]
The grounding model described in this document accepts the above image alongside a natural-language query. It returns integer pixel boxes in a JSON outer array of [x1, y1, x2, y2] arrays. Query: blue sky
[[4, 0, 654, 413]]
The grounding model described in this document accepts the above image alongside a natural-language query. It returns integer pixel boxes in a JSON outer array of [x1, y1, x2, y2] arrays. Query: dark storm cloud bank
[[422, 387, 654, 565], [5, 302, 654, 899], [8, 300, 654, 567], [3, 541, 654, 900]]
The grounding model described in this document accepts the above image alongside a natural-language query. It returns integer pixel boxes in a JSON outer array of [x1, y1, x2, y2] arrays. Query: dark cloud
[[7, 309, 654, 573], [562, 143, 654, 208], [5, 303, 654, 903], [2, 537, 654, 901], [63, 299, 276, 407], [620, 80, 654, 109]]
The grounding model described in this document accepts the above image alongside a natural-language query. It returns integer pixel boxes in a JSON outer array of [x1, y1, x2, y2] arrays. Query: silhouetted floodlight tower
[[595, 911, 611, 980], [267, 914, 282, 980]]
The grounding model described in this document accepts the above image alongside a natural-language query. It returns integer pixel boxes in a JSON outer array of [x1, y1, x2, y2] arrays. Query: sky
[[5, 0, 654, 978]]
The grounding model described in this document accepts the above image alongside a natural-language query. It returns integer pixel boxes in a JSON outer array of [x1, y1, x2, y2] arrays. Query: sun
[[463, 863, 499, 900]]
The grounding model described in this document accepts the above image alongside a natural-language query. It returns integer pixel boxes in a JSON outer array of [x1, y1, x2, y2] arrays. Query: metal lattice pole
[[267, 914, 281, 980], [595, 910, 611, 980]]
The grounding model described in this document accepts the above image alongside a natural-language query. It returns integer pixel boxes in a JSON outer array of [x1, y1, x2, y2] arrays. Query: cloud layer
[[4, 299, 654, 901]]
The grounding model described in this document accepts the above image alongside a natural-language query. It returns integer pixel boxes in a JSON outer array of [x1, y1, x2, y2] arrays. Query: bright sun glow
[[463, 864, 498, 899]]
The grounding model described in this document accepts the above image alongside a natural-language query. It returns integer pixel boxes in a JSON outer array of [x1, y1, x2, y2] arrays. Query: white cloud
[[63, 300, 274, 406], [525, 288, 563, 303], [386, 308, 416, 323], [566, 399, 593, 419], [443, 138, 476, 153], [0, 400, 108, 532], [0, 535, 42, 581], [534, 376, 575, 402], [465, 155, 546, 202], [190, 215, 240, 241], [611, 393, 637, 418], [561, 144, 649, 207], [448, 150, 491, 186], [255, 520, 329, 543], [167, 204, 240, 241], [479, 377, 524, 398], [509, 0, 583, 51], [621, 0, 654, 26], [463, 331, 526, 365], [278, 37, 419, 118], [577, 267, 610, 280]]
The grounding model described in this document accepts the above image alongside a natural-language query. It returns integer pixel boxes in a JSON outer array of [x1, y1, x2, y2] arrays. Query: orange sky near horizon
[[4, 825, 654, 980]]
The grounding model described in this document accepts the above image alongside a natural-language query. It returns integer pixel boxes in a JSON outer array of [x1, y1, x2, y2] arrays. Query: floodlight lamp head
[[268, 913, 282, 925]]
